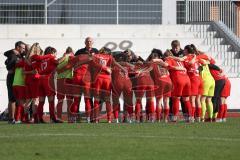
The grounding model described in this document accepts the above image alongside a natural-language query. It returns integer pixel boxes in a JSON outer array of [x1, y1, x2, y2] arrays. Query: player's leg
[[155, 97, 162, 122], [172, 96, 180, 122], [163, 96, 170, 123], [195, 95, 202, 122], [56, 78, 65, 120], [134, 88, 144, 123], [7, 73, 16, 123], [112, 88, 121, 123], [146, 87, 155, 122], [212, 79, 225, 120], [102, 78, 112, 123], [13, 86, 26, 123], [205, 80, 215, 122], [123, 86, 133, 123], [83, 84, 92, 123], [92, 78, 102, 123]]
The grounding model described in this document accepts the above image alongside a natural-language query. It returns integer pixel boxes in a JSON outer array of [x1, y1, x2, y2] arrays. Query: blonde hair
[[26, 43, 43, 59], [164, 49, 173, 57]]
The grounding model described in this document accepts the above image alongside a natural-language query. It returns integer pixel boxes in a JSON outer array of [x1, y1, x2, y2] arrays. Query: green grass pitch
[[0, 118, 240, 160]]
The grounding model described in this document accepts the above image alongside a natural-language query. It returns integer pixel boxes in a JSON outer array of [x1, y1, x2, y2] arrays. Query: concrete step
[[223, 58, 240, 66], [216, 51, 238, 59], [194, 31, 217, 39], [188, 24, 211, 32], [208, 44, 231, 52], [226, 72, 239, 78], [202, 38, 224, 45]]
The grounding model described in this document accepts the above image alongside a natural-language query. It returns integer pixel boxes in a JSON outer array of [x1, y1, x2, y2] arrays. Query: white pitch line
[[0, 133, 240, 142]]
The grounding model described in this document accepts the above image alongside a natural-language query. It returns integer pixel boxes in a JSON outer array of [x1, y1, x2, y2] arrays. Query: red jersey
[[92, 53, 113, 79], [165, 57, 187, 76], [150, 62, 170, 81], [24, 59, 40, 83], [112, 63, 131, 82], [210, 69, 224, 80], [184, 54, 200, 77], [133, 63, 155, 89], [197, 53, 215, 64], [32, 54, 58, 75]]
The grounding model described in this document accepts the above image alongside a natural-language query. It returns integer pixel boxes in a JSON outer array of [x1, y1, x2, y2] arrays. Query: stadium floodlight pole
[[44, 0, 57, 24], [116, 0, 119, 24], [45, 0, 48, 24]]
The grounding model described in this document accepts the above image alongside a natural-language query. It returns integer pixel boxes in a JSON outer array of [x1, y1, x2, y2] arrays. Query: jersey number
[[99, 59, 107, 66], [41, 62, 48, 71]]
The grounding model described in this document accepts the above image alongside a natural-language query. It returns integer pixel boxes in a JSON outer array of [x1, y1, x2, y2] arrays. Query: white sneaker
[[129, 119, 133, 123], [216, 119, 222, 123], [14, 120, 22, 124], [86, 117, 91, 123], [115, 119, 119, 123], [195, 117, 201, 122]]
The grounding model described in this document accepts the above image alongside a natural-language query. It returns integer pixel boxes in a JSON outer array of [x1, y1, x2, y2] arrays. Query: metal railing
[[185, 0, 240, 38], [0, 0, 162, 24]]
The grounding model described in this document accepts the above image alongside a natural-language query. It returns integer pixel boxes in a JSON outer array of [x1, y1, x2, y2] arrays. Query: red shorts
[[38, 75, 55, 97], [221, 78, 231, 97], [154, 76, 172, 98], [57, 78, 73, 99], [189, 75, 201, 96], [112, 76, 132, 96], [13, 86, 26, 100], [93, 76, 111, 97], [133, 75, 155, 98], [25, 76, 39, 99], [171, 74, 191, 97], [71, 75, 91, 97]]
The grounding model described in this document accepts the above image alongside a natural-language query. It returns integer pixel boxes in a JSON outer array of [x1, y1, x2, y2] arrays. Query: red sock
[[84, 98, 91, 118], [184, 100, 192, 117], [33, 113, 38, 123], [93, 100, 100, 121], [147, 100, 154, 114], [196, 107, 202, 118], [57, 98, 63, 119], [164, 108, 170, 119], [155, 107, 162, 120], [49, 101, 56, 120], [106, 101, 112, 121], [172, 98, 180, 116], [192, 106, 195, 118], [22, 112, 29, 122], [217, 104, 225, 119], [223, 104, 228, 119], [127, 105, 133, 115], [113, 104, 119, 119], [38, 101, 44, 120], [70, 97, 80, 115], [15, 105, 23, 121], [135, 100, 142, 120]]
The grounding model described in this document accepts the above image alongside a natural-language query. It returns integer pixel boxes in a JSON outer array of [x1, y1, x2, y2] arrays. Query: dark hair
[[15, 41, 25, 49], [190, 44, 197, 52], [65, 46, 73, 54], [146, 48, 163, 61], [171, 40, 180, 48], [44, 46, 57, 55], [184, 45, 194, 54]]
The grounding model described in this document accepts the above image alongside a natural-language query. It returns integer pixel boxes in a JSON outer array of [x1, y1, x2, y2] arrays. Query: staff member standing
[[4, 41, 26, 123], [72, 37, 98, 123]]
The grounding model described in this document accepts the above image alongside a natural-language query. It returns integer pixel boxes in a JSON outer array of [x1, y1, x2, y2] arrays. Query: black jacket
[[4, 50, 21, 71], [75, 47, 98, 56]]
